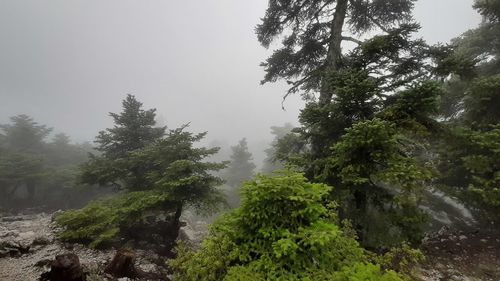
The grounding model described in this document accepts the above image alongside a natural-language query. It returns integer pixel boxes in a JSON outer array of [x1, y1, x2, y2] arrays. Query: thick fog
[[0, 0, 481, 161]]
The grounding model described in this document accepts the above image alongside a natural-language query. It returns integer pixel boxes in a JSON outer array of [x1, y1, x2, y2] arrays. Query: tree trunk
[[310, 0, 349, 158], [40, 253, 84, 281], [174, 202, 183, 224], [104, 249, 138, 278], [167, 202, 183, 242], [104, 249, 170, 280], [318, 0, 349, 107]]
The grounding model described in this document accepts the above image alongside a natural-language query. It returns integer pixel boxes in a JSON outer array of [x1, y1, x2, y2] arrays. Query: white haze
[[0, 0, 481, 166]]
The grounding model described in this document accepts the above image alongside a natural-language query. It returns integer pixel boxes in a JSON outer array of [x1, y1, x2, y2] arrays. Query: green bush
[[55, 191, 174, 248], [169, 171, 404, 281]]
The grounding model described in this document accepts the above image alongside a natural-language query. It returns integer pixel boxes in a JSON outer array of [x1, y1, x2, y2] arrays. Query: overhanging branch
[[341, 36, 363, 45]]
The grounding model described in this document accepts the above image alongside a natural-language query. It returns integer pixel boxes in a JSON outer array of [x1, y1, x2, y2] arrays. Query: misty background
[[0, 0, 481, 167]]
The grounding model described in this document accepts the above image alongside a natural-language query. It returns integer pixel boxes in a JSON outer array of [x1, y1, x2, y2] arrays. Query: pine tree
[[81, 94, 166, 190], [261, 123, 294, 174], [0, 115, 51, 203], [224, 138, 256, 188], [436, 0, 500, 221], [222, 138, 257, 207], [57, 97, 226, 248], [0, 114, 52, 153], [95, 94, 166, 159], [258, 0, 442, 247], [257, 0, 417, 103]]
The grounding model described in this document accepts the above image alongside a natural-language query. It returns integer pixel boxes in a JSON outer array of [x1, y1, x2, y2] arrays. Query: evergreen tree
[[0, 115, 51, 203], [0, 114, 52, 153], [57, 96, 226, 248], [224, 138, 256, 188], [45, 133, 88, 167], [261, 123, 294, 174], [258, 0, 442, 247], [222, 138, 256, 207], [81, 94, 166, 190], [0, 151, 44, 205], [95, 94, 166, 159], [57, 125, 226, 248], [435, 0, 500, 221]]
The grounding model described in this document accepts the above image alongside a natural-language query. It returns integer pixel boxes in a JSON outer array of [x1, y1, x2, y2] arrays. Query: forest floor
[[418, 226, 500, 281], [0, 211, 172, 281], [0, 211, 499, 281]]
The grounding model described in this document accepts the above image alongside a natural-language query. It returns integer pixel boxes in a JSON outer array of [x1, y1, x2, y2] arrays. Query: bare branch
[[341, 36, 363, 45]]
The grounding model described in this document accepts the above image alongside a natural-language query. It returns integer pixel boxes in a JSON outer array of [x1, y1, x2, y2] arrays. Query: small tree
[[222, 138, 256, 207], [0, 152, 44, 205], [57, 96, 226, 248], [224, 138, 256, 187], [261, 123, 294, 174], [57, 126, 226, 248], [0, 115, 51, 203]]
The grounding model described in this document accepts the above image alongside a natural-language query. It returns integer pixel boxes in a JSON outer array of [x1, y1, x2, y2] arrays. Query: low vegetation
[[170, 171, 409, 281]]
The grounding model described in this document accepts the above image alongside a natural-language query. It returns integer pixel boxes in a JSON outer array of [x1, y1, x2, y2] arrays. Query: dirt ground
[[418, 226, 500, 281]]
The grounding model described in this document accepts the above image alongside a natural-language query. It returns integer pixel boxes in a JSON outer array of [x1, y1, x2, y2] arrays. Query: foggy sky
[[0, 0, 481, 152]]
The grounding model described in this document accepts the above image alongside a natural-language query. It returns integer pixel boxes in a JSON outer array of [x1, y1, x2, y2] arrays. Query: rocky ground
[[0, 211, 499, 281], [0, 211, 206, 281], [418, 226, 500, 281]]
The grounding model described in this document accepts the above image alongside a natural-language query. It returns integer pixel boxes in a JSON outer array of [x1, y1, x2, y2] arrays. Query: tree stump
[[40, 253, 85, 281], [104, 249, 139, 278]]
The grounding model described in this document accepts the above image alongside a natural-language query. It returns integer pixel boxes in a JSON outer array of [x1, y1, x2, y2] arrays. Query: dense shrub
[[170, 171, 404, 281]]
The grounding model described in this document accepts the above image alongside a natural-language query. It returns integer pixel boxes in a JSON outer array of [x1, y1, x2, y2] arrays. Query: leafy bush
[[372, 243, 425, 280], [55, 191, 174, 248], [170, 171, 404, 281]]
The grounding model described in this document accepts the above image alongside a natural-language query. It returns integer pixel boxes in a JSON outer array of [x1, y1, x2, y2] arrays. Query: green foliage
[[0, 115, 91, 209], [170, 172, 404, 281], [81, 94, 166, 190], [474, 0, 500, 22], [57, 121, 226, 247], [462, 126, 500, 220], [0, 114, 52, 153], [327, 119, 432, 247], [257, 0, 458, 250], [223, 138, 256, 187], [381, 81, 442, 135], [257, 0, 416, 95], [95, 94, 166, 160], [270, 52, 441, 250], [132, 126, 227, 213], [434, 0, 500, 222], [0, 152, 44, 190], [262, 123, 294, 174], [368, 243, 424, 281], [222, 138, 256, 207], [463, 75, 500, 129], [55, 191, 173, 248], [429, 44, 478, 79]]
